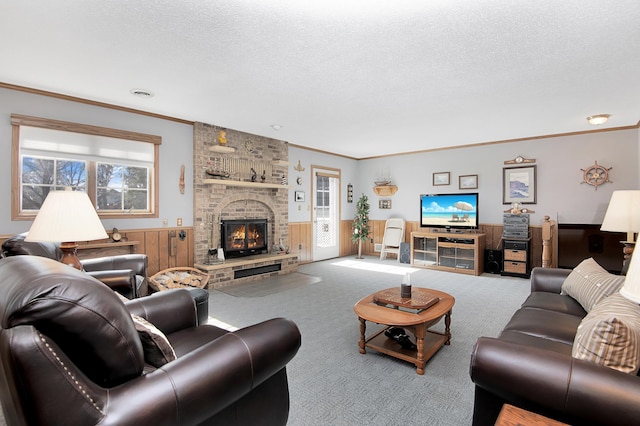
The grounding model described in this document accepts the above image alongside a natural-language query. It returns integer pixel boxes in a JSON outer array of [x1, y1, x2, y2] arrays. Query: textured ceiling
[[1, 1, 640, 159]]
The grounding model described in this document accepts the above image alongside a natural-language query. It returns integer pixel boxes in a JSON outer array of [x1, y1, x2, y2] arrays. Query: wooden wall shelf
[[209, 145, 236, 153], [373, 185, 398, 196], [77, 241, 140, 250], [203, 179, 290, 189]]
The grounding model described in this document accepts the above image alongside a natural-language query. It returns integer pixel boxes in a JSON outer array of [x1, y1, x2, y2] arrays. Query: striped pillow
[[131, 314, 177, 367], [561, 258, 624, 312], [572, 292, 640, 374]]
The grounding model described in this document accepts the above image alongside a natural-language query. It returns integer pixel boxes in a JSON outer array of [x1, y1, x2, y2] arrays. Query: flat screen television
[[420, 193, 479, 230]]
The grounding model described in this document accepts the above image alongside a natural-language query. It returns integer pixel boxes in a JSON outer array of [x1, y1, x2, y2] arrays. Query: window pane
[[21, 156, 87, 210], [97, 163, 150, 212], [21, 185, 50, 210], [56, 160, 86, 187], [22, 157, 54, 185], [124, 189, 148, 210], [124, 166, 148, 189], [97, 188, 122, 210]]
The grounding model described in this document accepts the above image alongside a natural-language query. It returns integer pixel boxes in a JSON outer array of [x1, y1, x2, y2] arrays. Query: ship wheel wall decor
[[581, 161, 612, 190]]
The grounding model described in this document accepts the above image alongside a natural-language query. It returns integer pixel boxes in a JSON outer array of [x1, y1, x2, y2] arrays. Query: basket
[[149, 267, 210, 292]]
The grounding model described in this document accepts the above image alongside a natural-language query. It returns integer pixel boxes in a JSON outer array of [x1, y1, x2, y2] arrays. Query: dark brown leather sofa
[[0, 256, 301, 425], [470, 267, 640, 425]]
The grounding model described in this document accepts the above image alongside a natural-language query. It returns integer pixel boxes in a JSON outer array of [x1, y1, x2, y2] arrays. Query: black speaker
[[484, 249, 502, 274], [399, 242, 411, 264]]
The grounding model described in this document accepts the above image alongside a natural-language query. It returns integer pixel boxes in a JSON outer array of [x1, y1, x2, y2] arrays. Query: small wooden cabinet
[[502, 239, 530, 278], [411, 231, 485, 276]]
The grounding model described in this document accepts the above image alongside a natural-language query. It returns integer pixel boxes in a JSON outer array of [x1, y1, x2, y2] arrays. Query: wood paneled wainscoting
[[1, 227, 194, 277], [288, 221, 359, 263], [288, 220, 544, 269], [109, 227, 195, 276], [2, 222, 542, 274]]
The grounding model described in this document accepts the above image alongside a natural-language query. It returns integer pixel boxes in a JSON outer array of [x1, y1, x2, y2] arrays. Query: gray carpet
[[207, 256, 531, 426], [0, 257, 528, 425], [216, 272, 322, 297]]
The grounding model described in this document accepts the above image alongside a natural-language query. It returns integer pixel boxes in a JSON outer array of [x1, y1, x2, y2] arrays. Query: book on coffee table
[[373, 288, 440, 311]]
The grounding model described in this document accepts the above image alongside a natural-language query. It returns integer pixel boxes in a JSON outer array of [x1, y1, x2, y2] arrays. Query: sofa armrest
[[530, 267, 571, 294], [81, 254, 148, 277], [99, 318, 301, 426], [15, 317, 300, 426], [470, 337, 640, 425], [125, 289, 197, 334], [87, 269, 137, 299]]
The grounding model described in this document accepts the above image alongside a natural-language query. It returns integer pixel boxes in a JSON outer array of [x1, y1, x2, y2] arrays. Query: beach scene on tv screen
[[421, 194, 477, 226]]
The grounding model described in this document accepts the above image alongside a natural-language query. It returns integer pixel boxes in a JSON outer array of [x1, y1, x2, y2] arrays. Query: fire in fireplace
[[221, 219, 268, 258]]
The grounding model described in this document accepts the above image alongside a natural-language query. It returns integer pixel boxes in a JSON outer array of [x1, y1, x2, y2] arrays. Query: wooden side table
[[495, 404, 569, 426]]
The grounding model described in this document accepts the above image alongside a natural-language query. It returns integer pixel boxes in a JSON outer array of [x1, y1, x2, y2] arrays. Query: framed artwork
[[379, 199, 392, 209], [433, 172, 450, 186], [294, 191, 305, 202], [459, 174, 478, 190], [503, 165, 537, 204]]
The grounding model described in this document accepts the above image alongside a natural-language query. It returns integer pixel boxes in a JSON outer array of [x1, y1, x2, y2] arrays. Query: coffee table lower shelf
[[360, 325, 449, 375]]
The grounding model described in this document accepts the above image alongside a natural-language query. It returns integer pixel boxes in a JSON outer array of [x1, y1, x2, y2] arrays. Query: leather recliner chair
[[1, 232, 148, 299], [0, 256, 301, 426], [1, 233, 210, 325]]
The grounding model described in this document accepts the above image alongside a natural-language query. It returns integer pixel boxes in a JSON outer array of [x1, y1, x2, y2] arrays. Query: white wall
[[287, 146, 359, 222], [2, 87, 638, 237], [291, 129, 639, 228], [0, 87, 194, 234]]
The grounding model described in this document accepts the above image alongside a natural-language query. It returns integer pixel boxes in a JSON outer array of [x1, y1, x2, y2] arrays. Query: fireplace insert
[[221, 219, 268, 258]]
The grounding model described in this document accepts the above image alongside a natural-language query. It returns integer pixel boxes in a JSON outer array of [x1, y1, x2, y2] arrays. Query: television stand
[[410, 231, 485, 276]]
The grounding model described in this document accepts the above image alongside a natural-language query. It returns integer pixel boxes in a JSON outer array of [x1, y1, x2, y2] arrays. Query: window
[[12, 114, 160, 219]]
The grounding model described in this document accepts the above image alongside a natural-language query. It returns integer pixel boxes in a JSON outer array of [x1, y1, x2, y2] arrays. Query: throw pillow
[[131, 314, 177, 367], [572, 292, 640, 374], [561, 258, 624, 312]]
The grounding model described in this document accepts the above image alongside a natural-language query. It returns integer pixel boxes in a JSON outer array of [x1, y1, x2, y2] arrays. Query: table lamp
[[621, 247, 640, 303], [25, 188, 108, 270], [600, 190, 640, 266]]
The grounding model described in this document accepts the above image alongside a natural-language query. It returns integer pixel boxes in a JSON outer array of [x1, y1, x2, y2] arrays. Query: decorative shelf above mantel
[[209, 145, 236, 153], [203, 179, 291, 189], [373, 185, 398, 196], [273, 159, 290, 166]]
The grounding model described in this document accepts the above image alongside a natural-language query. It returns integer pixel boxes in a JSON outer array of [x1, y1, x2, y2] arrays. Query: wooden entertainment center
[[410, 231, 485, 276]]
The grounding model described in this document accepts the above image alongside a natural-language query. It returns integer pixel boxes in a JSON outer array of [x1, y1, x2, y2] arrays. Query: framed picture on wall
[[459, 174, 478, 190], [433, 172, 450, 186], [503, 165, 536, 204], [379, 199, 392, 209], [294, 191, 305, 202]]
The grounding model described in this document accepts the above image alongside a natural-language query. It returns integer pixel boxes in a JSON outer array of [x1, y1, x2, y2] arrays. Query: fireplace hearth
[[221, 219, 268, 258]]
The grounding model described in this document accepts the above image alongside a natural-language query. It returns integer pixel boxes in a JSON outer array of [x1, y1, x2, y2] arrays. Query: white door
[[312, 166, 340, 261]]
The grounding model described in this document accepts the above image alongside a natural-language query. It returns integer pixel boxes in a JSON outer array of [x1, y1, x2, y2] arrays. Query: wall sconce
[[347, 183, 353, 203], [587, 114, 610, 125]]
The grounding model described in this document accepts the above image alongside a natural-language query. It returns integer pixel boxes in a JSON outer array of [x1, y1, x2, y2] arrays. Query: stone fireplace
[[193, 122, 296, 287]]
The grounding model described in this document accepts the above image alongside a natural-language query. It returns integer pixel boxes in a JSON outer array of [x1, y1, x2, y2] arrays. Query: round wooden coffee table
[[353, 287, 454, 375]]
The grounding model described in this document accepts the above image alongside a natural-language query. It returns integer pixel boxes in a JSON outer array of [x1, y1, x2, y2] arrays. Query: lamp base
[[59, 242, 83, 270], [621, 241, 636, 275]]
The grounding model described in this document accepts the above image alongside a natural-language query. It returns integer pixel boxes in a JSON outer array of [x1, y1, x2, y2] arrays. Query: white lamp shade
[[600, 190, 640, 243], [621, 248, 640, 303], [26, 189, 108, 243]]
